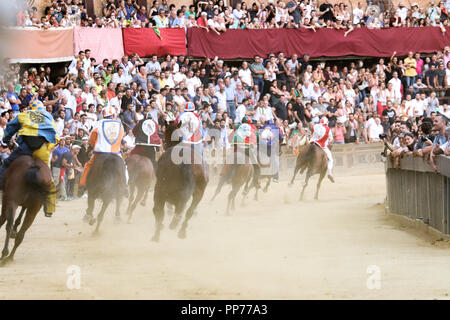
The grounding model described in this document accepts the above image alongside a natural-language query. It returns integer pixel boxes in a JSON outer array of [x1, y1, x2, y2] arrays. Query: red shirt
[[196, 17, 207, 27]]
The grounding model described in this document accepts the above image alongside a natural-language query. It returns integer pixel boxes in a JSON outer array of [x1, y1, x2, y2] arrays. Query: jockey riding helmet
[[184, 102, 195, 112]]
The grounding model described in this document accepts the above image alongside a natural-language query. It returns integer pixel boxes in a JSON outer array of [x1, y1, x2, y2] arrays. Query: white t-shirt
[[173, 72, 187, 87], [412, 98, 425, 116], [112, 73, 129, 84], [368, 122, 383, 141], [396, 7, 408, 21], [311, 107, 320, 123], [353, 8, 364, 25], [239, 68, 252, 87], [173, 94, 186, 107], [344, 88, 356, 106], [109, 96, 121, 113], [215, 91, 227, 113], [235, 104, 247, 123], [62, 89, 77, 114], [388, 78, 402, 98]]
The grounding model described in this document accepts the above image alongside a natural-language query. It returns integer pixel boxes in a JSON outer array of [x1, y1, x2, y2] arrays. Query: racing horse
[[0, 156, 52, 265], [288, 142, 328, 200], [83, 153, 128, 233], [211, 148, 254, 215], [243, 166, 271, 201], [125, 154, 154, 223], [151, 121, 208, 242]]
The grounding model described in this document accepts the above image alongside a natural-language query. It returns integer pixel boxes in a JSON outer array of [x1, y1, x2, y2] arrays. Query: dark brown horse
[[0, 156, 52, 265], [151, 122, 208, 242], [83, 153, 128, 233], [289, 143, 329, 200], [211, 148, 254, 215], [125, 153, 154, 223], [243, 167, 271, 201]]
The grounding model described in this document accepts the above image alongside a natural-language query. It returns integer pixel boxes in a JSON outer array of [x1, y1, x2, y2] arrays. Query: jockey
[[130, 112, 161, 170], [175, 102, 203, 160], [0, 100, 58, 217], [79, 105, 126, 189], [231, 116, 260, 187], [310, 117, 335, 182], [260, 120, 284, 183]]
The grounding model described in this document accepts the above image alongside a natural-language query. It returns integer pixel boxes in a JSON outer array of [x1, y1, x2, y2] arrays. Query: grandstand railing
[[385, 154, 450, 235]]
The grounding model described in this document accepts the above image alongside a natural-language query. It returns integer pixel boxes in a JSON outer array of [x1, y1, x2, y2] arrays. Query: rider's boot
[[44, 181, 56, 217], [327, 169, 335, 183]]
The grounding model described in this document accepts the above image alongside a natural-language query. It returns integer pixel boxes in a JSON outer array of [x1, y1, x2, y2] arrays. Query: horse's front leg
[[83, 193, 96, 225], [114, 195, 123, 224], [10, 206, 26, 239], [152, 200, 165, 242], [1, 203, 17, 262]]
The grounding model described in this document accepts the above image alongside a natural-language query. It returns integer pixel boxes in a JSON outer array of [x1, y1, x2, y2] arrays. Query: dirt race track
[[1, 164, 450, 300]]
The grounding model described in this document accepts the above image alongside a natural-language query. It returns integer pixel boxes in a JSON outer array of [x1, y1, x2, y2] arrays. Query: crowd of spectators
[[13, 0, 450, 31], [1, 45, 450, 199]]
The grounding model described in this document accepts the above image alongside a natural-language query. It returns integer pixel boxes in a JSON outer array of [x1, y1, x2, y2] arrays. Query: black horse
[[152, 122, 208, 241], [82, 154, 128, 233]]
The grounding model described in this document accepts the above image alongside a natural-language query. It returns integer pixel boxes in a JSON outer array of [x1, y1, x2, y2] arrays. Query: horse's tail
[[24, 165, 51, 203], [103, 156, 126, 197], [298, 143, 317, 170]]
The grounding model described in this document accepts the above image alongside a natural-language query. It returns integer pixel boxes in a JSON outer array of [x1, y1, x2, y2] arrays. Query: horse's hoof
[[89, 218, 96, 226], [169, 222, 177, 230], [0, 257, 12, 267], [140, 201, 146, 207], [288, 182, 293, 188], [92, 230, 100, 237], [151, 235, 160, 242], [114, 216, 121, 224], [83, 214, 92, 224], [178, 230, 186, 239]]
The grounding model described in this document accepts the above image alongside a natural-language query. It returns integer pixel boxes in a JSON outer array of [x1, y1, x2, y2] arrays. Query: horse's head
[[164, 121, 182, 149]]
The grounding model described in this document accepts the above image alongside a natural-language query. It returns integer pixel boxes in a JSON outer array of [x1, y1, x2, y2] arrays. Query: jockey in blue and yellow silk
[[0, 100, 59, 217]]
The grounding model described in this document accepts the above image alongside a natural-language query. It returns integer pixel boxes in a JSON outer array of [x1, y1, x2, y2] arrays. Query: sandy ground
[[1, 163, 450, 300]]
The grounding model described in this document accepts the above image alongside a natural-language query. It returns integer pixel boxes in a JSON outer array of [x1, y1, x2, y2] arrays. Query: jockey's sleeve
[[89, 128, 98, 147], [3, 116, 21, 143]]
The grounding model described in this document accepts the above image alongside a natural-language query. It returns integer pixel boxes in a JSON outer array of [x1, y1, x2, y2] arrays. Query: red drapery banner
[[3, 27, 74, 63], [187, 27, 450, 59], [122, 28, 187, 57]]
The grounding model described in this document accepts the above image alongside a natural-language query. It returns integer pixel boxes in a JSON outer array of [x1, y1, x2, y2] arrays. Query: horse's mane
[[164, 121, 182, 149], [298, 143, 318, 170]]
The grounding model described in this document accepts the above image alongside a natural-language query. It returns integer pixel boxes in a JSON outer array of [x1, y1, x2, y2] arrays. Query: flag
[[153, 27, 162, 40]]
